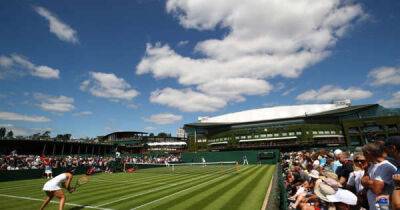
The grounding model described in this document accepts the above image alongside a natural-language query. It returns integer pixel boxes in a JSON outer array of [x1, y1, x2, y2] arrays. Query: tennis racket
[[73, 175, 90, 191]]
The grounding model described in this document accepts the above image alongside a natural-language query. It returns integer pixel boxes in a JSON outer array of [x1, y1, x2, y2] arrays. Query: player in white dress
[[40, 168, 75, 210]]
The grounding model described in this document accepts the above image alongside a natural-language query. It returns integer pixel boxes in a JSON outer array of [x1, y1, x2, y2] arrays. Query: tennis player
[[39, 168, 75, 210]]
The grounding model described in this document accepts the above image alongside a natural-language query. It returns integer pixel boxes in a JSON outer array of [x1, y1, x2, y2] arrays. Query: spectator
[[336, 152, 354, 187], [385, 136, 400, 210], [347, 153, 368, 209], [332, 149, 343, 173], [361, 142, 397, 210]]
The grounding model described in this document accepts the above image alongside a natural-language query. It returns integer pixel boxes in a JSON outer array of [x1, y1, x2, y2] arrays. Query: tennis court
[[0, 164, 274, 210]]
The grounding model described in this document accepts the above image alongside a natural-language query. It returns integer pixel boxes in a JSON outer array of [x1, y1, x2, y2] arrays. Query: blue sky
[[0, 0, 399, 138]]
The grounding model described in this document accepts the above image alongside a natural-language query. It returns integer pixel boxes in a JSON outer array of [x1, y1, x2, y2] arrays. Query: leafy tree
[[32, 133, 41, 140], [55, 134, 64, 141], [0, 127, 6, 139], [64, 134, 72, 141], [6, 130, 13, 139], [41, 131, 51, 140], [157, 132, 168, 138], [149, 133, 154, 137]]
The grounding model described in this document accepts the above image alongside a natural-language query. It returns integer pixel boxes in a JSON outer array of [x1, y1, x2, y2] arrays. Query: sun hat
[[308, 169, 320, 179], [313, 160, 320, 169], [322, 177, 342, 189], [322, 171, 339, 181], [326, 188, 357, 205], [315, 182, 337, 202]]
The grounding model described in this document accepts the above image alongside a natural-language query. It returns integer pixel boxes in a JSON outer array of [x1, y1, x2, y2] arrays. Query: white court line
[[130, 171, 234, 210], [94, 171, 227, 207], [0, 193, 114, 210], [90, 178, 153, 185]]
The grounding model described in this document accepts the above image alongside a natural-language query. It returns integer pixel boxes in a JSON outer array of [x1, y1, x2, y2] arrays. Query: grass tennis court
[[0, 164, 275, 210]]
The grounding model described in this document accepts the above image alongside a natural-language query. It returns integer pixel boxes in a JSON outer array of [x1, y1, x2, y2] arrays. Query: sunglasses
[[355, 159, 366, 163]]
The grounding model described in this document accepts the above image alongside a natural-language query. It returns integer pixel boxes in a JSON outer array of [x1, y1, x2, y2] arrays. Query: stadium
[[2, 1, 400, 210], [1, 100, 399, 209], [184, 100, 400, 151]]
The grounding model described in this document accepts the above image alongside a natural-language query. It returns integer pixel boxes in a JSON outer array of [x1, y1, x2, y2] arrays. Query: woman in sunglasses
[[347, 154, 368, 209]]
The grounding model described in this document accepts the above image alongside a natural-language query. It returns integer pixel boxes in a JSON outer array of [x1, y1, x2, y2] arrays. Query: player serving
[[39, 168, 75, 210]]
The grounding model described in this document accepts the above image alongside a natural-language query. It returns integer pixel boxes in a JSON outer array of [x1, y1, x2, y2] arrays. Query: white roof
[[199, 103, 349, 124], [147, 142, 186, 146]]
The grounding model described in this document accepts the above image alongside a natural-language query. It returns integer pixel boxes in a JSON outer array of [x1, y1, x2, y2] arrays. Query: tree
[[64, 134, 72, 141], [0, 127, 6, 139], [157, 132, 168, 138], [41, 131, 51, 140], [149, 133, 154, 137], [32, 133, 41, 140], [6, 130, 13, 139]]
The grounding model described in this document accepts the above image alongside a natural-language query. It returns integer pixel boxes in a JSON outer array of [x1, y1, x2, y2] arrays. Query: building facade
[[184, 101, 400, 151]]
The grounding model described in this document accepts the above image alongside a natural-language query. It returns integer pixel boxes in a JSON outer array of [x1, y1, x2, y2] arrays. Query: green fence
[[265, 164, 288, 210], [181, 150, 279, 165]]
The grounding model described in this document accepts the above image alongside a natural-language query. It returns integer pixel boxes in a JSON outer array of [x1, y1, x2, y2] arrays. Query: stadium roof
[[189, 102, 356, 125]]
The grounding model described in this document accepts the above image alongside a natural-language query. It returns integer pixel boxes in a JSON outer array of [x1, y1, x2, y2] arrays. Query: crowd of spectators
[[0, 153, 117, 171], [282, 136, 400, 210], [0, 151, 181, 171], [123, 154, 181, 164]]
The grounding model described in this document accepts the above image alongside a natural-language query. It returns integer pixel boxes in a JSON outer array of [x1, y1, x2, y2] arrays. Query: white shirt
[[347, 170, 364, 193], [367, 160, 397, 210]]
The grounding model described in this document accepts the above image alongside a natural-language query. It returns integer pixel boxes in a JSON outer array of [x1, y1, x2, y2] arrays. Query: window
[[241, 136, 246, 139], [296, 131, 302, 135], [289, 132, 295, 136], [260, 134, 267, 138], [312, 131, 318, 135], [254, 135, 259, 138], [235, 136, 240, 140], [282, 133, 287, 136], [267, 134, 273, 138], [247, 135, 252, 139], [318, 131, 324, 135], [330, 131, 336, 134], [273, 133, 279, 137]]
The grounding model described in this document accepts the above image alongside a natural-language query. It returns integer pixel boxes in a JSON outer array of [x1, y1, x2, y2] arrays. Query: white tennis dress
[[43, 173, 67, 191]]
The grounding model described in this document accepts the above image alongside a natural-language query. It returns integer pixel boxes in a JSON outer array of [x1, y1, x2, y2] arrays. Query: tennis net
[[124, 161, 239, 174]]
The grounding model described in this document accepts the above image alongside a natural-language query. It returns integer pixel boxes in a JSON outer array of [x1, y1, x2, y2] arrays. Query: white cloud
[[282, 87, 296, 96], [296, 85, 373, 102], [378, 91, 400, 108], [34, 93, 75, 113], [143, 126, 156, 132], [34, 6, 79, 44], [150, 88, 226, 112], [368, 66, 400, 86], [177, 40, 189, 47], [0, 54, 60, 79], [197, 78, 272, 102], [137, 0, 364, 112], [0, 124, 52, 136], [0, 111, 50, 122], [81, 72, 139, 101], [73, 111, 93, 117], [0, 56, 13, 68], [145, 113, 183, 125]]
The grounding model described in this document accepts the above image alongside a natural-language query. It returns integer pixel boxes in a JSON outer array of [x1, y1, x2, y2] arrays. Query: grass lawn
[[0, 164, 275, 210]]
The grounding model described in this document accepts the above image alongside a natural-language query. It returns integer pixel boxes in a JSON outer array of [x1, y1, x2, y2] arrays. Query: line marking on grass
[[0, 193, 114, 210], [94, 173, 214, 207], [130, 170, 236, 210], [95, 168, 238, 208]]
